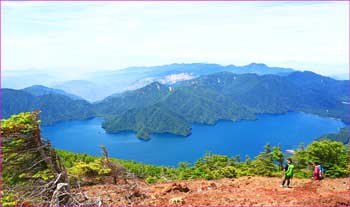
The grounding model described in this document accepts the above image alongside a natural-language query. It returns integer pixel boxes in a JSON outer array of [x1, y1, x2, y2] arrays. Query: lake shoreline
[[42, 112, 345, 167], [99, 111, 347, 139]]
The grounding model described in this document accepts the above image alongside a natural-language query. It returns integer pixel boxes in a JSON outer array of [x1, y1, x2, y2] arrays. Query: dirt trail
[[75, 176, 350, 206]]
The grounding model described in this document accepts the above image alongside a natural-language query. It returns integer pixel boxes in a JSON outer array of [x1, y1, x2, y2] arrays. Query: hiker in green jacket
[[281, 158, 295, 188]]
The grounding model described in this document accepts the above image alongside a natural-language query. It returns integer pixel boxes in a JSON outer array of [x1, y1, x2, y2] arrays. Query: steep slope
[[3, 89, 94, 125]]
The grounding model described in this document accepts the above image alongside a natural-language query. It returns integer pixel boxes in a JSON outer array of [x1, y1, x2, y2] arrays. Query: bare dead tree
[[100, 144, 129, 185]]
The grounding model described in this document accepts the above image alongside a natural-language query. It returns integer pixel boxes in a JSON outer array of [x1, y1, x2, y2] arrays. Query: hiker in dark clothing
[[281, 158, 295, 188]]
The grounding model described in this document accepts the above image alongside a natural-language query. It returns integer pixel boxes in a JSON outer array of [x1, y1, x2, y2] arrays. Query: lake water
[[41, 112, 345, 167]]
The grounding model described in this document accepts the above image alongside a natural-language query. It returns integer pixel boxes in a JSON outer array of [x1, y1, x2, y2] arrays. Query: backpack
[[286, 164, 295, 177], [319, 165, 325, 177]]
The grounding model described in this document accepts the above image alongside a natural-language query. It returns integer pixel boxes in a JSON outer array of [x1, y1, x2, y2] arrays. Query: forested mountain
[[95, 82, 171, 115], [3, 89, 94, 124], [97, 71, 349, 139]]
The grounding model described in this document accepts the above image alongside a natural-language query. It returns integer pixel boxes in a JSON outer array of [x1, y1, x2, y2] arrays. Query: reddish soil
[[74, 176, 350, 206]]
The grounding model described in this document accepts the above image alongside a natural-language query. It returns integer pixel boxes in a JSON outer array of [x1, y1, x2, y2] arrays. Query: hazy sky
[[3, 1, 349, 76]]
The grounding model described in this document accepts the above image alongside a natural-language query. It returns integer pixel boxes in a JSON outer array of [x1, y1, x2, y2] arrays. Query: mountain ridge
[[22, 85, 83, 100]]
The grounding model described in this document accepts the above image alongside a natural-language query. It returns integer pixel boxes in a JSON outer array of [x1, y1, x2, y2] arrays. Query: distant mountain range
[[4, 63, 295, 101], [82, 63, 294, 101], [3, 67, 349, 140]]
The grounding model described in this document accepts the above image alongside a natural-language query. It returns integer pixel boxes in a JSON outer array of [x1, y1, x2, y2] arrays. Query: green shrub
[[292, 169, 312, 179], [145, 176, 157, 184], [68, 160, 111, 178], [325, 165, 349, 178], [218, 166, 237, 178], [56, 140, 349, 184], [1, 192, 17, 207]]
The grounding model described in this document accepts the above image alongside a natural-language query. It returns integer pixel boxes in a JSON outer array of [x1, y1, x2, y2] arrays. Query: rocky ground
[[74, 176, 350, 206]]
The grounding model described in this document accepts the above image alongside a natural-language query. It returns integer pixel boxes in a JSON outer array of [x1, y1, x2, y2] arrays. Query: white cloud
[[2, 1, 348, 76]]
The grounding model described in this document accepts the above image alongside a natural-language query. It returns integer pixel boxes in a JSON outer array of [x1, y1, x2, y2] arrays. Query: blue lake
[[41, 112, 345, 167]]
